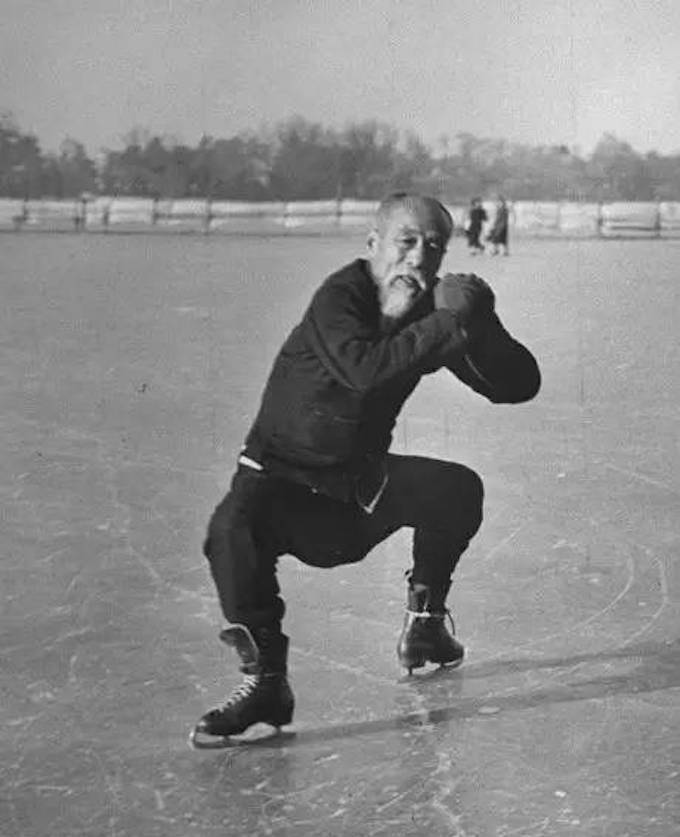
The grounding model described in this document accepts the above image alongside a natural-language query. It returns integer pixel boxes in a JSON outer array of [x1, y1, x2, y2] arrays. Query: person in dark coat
[[487, 195, 511, 255], [465, 196, 487, 254], [191, 192, 541, 745]]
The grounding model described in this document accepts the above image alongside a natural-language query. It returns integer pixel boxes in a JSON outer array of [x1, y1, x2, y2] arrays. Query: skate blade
[[188, 725, 288, 750], [399, 657, 464, 680], [189, 727, 238, 750], [437, 657, 464, 669]]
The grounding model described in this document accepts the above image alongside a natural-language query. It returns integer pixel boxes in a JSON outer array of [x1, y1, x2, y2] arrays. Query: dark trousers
[[203, 454, 484, 630], [466, 227, 484, 249]]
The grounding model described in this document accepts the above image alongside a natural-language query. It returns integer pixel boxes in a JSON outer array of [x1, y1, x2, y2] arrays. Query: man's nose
[[406, 238, 425, 267]]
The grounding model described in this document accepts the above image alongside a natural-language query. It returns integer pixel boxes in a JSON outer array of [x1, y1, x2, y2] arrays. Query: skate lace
[[406, 608, 456, 633], [221, 673, 259, 708]]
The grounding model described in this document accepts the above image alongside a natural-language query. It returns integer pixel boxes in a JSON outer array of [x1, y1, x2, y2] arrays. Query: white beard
[[379, 281, 416, 322]]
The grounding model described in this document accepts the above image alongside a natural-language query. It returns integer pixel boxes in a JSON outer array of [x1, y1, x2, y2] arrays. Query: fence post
[[203, 198, 213, 235]]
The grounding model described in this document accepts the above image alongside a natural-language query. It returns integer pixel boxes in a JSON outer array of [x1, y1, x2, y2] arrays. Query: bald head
[[374, 192, 454, 243]]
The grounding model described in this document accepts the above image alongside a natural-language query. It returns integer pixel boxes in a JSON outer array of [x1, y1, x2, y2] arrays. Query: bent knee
[[467, 470, 484, 536], [466, 467, 484, 512], [203, 497, 236, 558], [448, 464, 484, 538]]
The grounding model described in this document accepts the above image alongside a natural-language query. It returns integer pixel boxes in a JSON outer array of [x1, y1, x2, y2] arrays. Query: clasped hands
[[434, 273, 495, 342]]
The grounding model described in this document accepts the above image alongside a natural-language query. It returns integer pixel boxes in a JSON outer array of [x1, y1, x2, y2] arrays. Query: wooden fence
[[2, 197, 680, 237]]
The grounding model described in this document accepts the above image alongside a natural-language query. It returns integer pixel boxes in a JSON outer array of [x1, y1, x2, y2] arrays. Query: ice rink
[[2, 231, 679, 836]]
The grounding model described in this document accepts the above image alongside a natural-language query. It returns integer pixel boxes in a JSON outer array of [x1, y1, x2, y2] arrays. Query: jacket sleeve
[[445, 312, 541, 404], [304, 278, 468, 393]]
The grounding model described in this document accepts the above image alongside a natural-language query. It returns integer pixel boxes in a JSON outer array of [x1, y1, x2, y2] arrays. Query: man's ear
[[366, 228, 378, 255]]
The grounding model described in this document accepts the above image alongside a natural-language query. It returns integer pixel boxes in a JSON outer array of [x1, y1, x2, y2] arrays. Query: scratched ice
[[1, 234, 678, 837]]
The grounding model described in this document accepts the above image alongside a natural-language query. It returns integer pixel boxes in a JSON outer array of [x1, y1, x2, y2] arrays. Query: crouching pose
[[191, 193, 541, 745]]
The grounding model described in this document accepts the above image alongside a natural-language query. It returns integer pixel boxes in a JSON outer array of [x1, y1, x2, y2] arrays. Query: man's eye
[[394, 236, 444, 254]]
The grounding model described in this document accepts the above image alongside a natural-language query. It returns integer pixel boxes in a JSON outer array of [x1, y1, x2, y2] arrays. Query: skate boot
[[190, 624, 294, 748], [396, 576, 464, 674]]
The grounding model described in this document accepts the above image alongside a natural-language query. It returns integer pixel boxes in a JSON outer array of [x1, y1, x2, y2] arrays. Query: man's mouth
[[392, 274, 423, 294]]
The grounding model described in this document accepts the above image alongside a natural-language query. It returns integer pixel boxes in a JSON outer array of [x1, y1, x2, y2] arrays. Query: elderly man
[[191, 192, 540, 745]]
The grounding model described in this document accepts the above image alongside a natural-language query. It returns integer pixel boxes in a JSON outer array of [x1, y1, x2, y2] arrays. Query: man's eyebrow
[[393, 226, 445, 241]]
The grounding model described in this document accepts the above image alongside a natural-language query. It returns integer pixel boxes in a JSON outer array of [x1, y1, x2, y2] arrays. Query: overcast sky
[[2, 0, 679, 156]]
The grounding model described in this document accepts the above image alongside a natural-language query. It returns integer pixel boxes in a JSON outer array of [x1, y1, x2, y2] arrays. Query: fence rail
[[2, 197, 680, 238]]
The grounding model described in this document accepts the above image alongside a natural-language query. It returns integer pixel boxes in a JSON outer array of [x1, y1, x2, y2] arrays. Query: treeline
[[2, 111, 680, 202]]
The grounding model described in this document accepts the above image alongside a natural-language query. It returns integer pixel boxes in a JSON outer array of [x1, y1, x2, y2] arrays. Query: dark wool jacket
[[243, 258, 540, 501]]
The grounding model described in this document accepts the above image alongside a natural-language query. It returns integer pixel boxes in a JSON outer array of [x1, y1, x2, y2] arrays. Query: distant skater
[[465, 197, 487, 255], [191, 192, 540, 746], [487, 195, 511, 255]]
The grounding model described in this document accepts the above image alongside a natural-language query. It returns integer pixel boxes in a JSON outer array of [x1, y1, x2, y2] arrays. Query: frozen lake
[[2, 232, 679, 836]]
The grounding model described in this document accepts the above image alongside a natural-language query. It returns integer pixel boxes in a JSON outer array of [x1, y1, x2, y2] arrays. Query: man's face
[[368, 203, 448, 322]]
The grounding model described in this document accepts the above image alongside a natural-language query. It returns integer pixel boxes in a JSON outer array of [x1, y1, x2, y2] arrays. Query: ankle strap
[[406, 609, 456, 632]]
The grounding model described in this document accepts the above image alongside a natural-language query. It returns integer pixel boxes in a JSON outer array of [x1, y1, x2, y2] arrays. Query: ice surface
[[1, 234, 678, 836]]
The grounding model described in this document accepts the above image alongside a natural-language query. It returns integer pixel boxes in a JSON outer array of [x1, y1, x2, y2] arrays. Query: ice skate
[[190, 624, 294, 749], [396, 576, 464, 675]]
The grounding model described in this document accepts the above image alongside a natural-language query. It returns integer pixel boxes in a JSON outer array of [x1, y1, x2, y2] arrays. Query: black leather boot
[[396, 575, 464, 674], [190, 624, 295, 746]]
